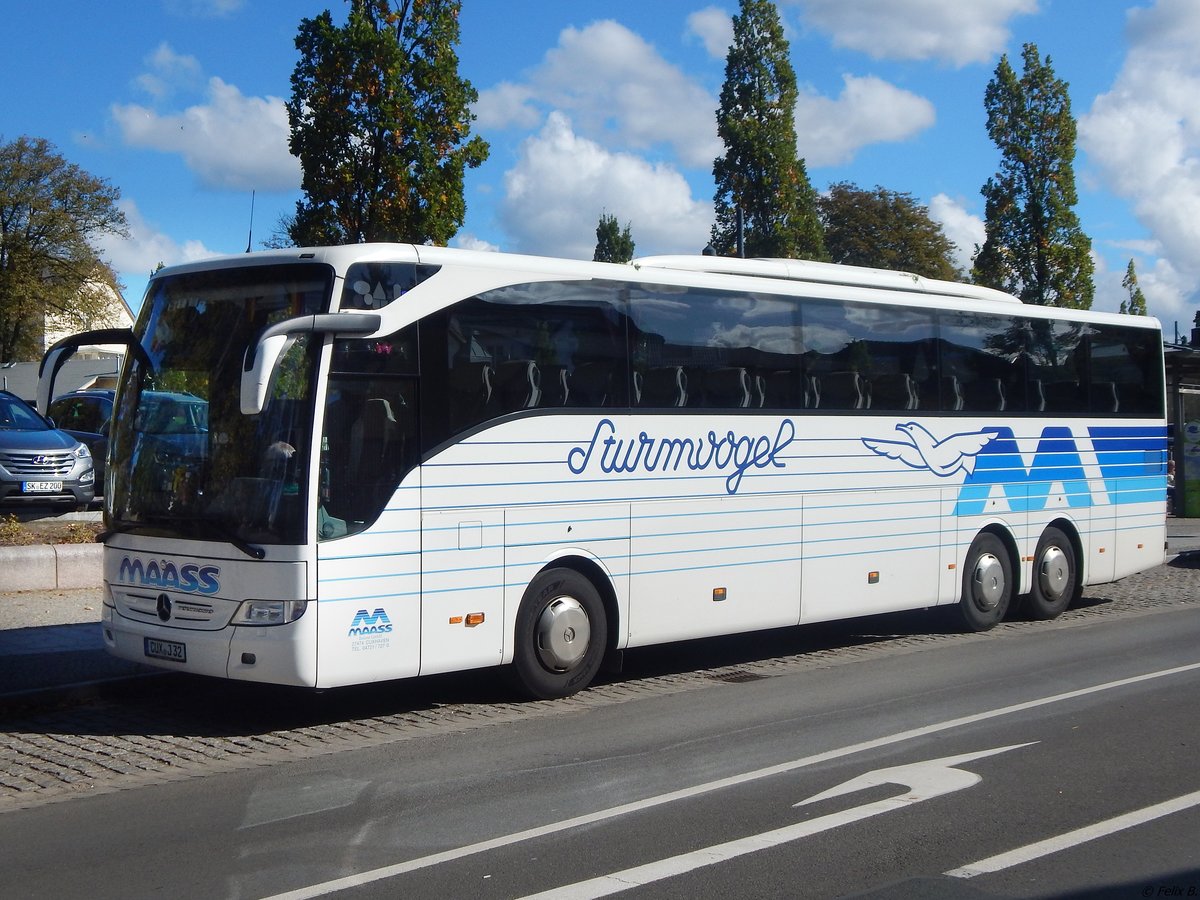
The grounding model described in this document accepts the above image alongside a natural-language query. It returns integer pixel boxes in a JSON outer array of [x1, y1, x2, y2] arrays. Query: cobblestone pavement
[[2, 557, 1198, 813]]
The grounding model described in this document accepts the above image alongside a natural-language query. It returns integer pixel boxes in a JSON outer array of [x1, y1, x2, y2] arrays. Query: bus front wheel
[[511, 568, 607, 700], [957, 532, 1012, 632], [1024, 526, 1077, 620]]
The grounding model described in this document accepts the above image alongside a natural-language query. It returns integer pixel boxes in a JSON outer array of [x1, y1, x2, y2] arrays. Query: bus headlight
[[231, 599, 307, 626]]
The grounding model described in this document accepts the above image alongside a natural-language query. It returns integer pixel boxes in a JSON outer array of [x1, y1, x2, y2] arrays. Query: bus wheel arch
[[957, 527, 1016, 632], [1023, 521, 1081, 620], [509, 561, 612, 700]]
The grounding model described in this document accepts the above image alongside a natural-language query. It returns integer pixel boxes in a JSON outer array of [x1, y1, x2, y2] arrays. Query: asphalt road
[[2, 592, 1198, 899]]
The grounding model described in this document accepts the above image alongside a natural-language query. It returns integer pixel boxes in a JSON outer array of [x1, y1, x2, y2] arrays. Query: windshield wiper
[[213, 523, 266, 560], [106, 515, 265, 560]]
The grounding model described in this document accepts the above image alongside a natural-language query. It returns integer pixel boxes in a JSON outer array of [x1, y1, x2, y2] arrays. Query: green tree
[[593, 212, 635, 263], [973, 43, 1093, 308], [286, 0, 489, 247], [818, 182, 959, 279], [711, 0, 825, 260], [1119, 259, 1148, 315], [0, 136, 127, 362]]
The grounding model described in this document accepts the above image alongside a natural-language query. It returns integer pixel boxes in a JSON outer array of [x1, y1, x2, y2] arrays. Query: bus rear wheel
[[511, 568, 607, 700], [957, 532, 1012, 632], [1024, 526, 1077, 620]]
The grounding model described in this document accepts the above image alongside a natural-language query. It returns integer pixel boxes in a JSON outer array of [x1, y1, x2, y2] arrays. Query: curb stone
[[0, 544, 102, 592]]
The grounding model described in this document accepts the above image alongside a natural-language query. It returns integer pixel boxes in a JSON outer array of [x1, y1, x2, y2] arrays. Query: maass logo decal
[[863, 423, 1167, 515], [117, 556, 220, 596], [348, 608, 393, 637]]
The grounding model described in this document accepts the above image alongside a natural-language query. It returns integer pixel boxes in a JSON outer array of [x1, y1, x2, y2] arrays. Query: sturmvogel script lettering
[[566, 418, 795, 494]]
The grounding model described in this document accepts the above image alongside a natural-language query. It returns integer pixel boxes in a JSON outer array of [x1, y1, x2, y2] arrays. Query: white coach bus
[[40, 245, 1167, 698]]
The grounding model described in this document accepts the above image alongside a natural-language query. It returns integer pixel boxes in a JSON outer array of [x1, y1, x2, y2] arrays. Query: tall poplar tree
[[973, 43, 1093, 308], [592, 212, 635, 263], [1120, 259, 1148, 315], [286, 0, 488, 247], [711, 0, 825, 260]]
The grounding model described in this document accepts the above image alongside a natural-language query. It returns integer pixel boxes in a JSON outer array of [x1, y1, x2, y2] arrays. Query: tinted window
[[321, 324, 420, 539], [1026, 319, 1086, 413], [938, 311, 1027, 412], [340, 262, 440, 311], [49, 395, 113, 433], [801, 300, 937, 411], [629, 287, 802, 409], [421, 281, 630, 448], [1090, 323, 1164, 417]]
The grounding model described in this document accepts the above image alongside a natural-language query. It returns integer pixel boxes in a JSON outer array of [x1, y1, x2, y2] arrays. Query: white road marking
[[521, 744, 1036, 900], [262, 660, 1200, 900], [946, 788, 1200, 878]]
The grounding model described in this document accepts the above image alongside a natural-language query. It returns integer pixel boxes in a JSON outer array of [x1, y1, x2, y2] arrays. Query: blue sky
[[4, 1, 1198, 330]]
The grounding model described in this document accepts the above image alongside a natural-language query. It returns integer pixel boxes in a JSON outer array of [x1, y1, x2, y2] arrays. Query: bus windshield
[[108, 263, 333, 547]]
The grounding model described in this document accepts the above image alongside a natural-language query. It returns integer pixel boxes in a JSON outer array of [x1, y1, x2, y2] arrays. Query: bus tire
[[957, 532, 1012, 632], [510, 568, 607, 700], [1024, 526, 1077, 620]]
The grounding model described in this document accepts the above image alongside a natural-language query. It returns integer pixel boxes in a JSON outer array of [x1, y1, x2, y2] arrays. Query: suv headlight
[[231, 599, 307, 626], [73, 443, 91, 460]]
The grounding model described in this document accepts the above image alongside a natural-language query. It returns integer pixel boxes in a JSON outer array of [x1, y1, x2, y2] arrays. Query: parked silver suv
[[0, 390, 94, 509]]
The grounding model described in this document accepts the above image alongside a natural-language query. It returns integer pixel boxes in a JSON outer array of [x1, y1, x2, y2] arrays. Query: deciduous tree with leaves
[[286, 0, 488, 247], [973, 43, 1093, 308], [593, 212, 635, 263], [0, 136, 127, 362], [711, 0, 825, 260], [818, 182, 958, 279]]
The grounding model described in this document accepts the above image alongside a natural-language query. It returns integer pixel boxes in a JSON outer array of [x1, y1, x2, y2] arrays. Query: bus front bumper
[[101, 603, 318, 687]]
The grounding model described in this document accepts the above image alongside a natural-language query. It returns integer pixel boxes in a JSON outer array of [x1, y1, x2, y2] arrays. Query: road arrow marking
[[795, 742, 1037, 809], [521, 742, 1035, 900]]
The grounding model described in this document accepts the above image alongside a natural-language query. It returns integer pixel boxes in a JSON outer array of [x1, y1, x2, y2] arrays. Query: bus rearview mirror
[[240, 313, 381, 415]]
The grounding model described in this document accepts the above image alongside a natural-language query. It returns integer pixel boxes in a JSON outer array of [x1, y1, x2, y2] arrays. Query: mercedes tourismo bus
[[40, 245, 1167, 698]]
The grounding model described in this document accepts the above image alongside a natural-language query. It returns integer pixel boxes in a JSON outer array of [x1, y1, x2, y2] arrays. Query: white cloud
[[794, 75, 935, 167], [1079, 0, 1200, 319], [475, 20, 720, 168], [451, 233, 501, 253], [928, 193, 984, 273], [101, 199, 218, 285], [112, 77, 300, 192], [781, 0, 1038, 66], [134, 43, 202, 100], [473, 82, 541, 131], [500, 112, 712, 259], [686, 7, 733, 59]]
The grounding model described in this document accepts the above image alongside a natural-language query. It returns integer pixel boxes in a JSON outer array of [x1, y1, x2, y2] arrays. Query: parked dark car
[[48, 389, 209, 498], [0, 390, 94, 509], [47, 389, 113, 495]]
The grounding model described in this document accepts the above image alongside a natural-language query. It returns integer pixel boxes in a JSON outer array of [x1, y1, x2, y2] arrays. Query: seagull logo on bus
[[862, 423, 1000, 478]]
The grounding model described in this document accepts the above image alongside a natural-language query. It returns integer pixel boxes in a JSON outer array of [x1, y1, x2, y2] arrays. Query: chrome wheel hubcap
[[972, 553, 1005, 610], [535, 596, 590, 671], [1038, 546, 1069, 600]]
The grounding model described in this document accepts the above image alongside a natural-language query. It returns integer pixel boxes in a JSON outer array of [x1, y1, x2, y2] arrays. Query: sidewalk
[[2, 520, 1199, 703]]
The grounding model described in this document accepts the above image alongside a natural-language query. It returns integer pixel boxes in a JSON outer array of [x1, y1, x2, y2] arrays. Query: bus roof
[[631, 255, 1021, 305]]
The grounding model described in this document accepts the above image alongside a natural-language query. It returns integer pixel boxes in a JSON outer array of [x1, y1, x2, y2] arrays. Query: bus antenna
[[246, 190, 256, 253]]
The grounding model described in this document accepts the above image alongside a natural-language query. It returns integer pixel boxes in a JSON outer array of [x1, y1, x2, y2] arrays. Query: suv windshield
[[109, 263, 332, 546], [0, 394, 50, 431]]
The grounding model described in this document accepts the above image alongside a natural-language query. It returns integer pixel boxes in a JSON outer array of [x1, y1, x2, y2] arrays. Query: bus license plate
[[22, 481, 62, 493], [144, 637, 187, 663]]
